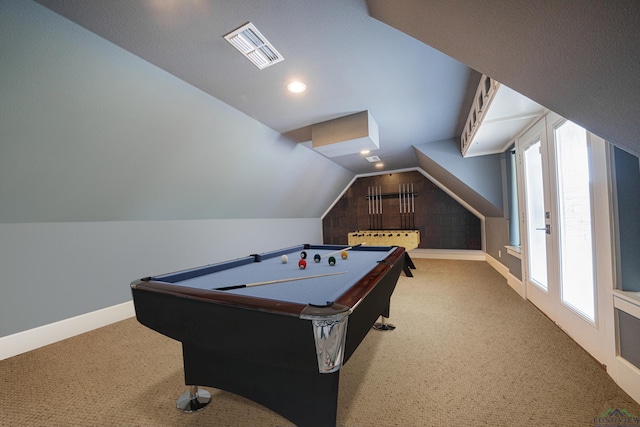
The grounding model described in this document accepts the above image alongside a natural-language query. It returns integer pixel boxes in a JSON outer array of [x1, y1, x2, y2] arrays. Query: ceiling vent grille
[[224, 22, 284, 70]]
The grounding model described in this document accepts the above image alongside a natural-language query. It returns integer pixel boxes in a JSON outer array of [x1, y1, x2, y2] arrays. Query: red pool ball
[[298, 259, 307, 269]]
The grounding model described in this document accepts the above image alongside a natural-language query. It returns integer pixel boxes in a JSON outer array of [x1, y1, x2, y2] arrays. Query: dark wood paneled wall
[[322, 171, 481, 249]]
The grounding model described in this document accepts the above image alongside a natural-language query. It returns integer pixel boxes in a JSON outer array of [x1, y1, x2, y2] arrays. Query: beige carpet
[[1, 259, 639, 426]]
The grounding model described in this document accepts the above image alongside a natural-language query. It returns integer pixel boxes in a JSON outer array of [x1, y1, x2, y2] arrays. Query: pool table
[[130, 244, 405, 427]]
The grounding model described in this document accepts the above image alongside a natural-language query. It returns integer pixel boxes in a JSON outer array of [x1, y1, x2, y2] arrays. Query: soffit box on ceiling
[[312, 111, 379, 158]]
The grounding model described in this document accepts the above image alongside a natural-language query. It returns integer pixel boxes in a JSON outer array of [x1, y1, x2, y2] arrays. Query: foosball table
[[348, 230, 418, 277], [348, 230, 420, 251]]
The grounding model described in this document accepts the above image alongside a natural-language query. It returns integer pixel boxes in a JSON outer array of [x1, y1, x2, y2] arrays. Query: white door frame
[[517, 117, 556, 316], [517, 112, 614, 366]]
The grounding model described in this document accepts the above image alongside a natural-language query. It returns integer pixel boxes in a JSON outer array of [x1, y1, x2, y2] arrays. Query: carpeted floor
[[1, 259, 638, 426]]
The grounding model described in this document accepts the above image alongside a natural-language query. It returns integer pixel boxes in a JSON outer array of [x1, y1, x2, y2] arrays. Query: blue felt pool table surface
[[152, 245, 396, 307]]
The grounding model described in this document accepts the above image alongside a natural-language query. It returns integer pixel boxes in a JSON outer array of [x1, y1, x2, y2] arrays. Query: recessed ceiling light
[[287, 81, 306, 93], [360, 150, 370, 155], [375, 162, 384, 168]]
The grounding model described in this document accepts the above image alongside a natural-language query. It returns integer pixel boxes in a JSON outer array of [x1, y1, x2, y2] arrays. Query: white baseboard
[[615, 356, 640, 406], [507, 272, 525, 298], [486, 254, 525, 298], [0, 301, 135, 361], [486, 254, 509, 277], [409, 249, 486, 261]]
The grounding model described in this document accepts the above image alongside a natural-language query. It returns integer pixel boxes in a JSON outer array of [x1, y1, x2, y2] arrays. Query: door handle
[[535, 225, 551, 234]]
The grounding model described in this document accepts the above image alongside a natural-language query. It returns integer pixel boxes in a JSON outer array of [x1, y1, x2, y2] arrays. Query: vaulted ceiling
[[34, 0, 478, 175], [34, 0, 640, 176], [367, 0, 640, 158]]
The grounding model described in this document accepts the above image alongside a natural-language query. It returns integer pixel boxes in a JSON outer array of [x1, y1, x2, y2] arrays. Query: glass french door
[[523, 140, 548, 291], [554, 121, 595, 322], [519, 119, 555, 315], [518, 113, 609, 363]]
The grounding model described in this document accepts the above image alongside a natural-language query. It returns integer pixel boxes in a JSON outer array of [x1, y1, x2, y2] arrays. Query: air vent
[[224, 22, 284, 70], [365, 155, 381, 162]]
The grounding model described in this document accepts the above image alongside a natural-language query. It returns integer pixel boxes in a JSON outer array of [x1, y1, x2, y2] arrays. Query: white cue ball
[[281, 254, 288, 264]]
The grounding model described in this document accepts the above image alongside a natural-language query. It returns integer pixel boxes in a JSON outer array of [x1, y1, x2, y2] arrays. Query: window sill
[[505, 245, 522, 259], [613, 289, 640, 319]]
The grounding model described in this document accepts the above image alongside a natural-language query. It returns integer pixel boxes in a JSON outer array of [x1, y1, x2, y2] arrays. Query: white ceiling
[[33, 0, 479, 175]]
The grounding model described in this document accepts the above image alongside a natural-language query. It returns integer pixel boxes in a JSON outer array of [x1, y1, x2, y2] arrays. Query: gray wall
[[0, 1, 353, 337], [0, 219, 322, 337], [612, 147, 640, 292], [413, 139, 503, 218], [0, 1, 352, 223], [367, 0, 640, 160], [485, 217, 522, 280]]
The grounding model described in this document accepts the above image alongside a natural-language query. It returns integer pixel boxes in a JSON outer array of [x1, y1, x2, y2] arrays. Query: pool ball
[[328, 256, 336, 266], [341, 251, 348, 260], [314, 254, 321, 263], [281, 255, 288, 264], [298, 259, 307, 269], [300, 251, 307, 259]]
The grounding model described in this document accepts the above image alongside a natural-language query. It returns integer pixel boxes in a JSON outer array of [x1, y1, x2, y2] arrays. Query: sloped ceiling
[[367, 0, 640, 158], [33, 0, 477, 175], [27, 1, 640, 224]]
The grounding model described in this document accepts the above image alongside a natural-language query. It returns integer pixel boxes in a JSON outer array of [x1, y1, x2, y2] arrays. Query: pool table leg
[[373, 316, 396, 330], [182, 343, 341, 427], [176, 385, 211, 412], [373, 299, 396, 331], [403, 252, 416, 277]]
